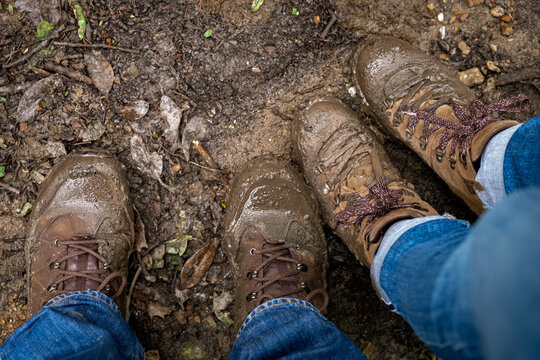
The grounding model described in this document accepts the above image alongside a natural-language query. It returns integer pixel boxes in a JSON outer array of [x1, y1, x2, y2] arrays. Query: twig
[[3, 24, 66, 69], [192, 140, 219, 169], [53, 41, 140, 54], [189, 160, 221, 172], [320, 11, 337, 39], [0, 83, 34, 95], [42, 61, 93, 85], [0, 182, 20, 195], [125, 265, 142, 323], [497, 68, 540, 86]]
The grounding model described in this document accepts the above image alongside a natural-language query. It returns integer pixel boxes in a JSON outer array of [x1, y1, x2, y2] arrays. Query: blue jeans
[[1, 118, 538, 359]]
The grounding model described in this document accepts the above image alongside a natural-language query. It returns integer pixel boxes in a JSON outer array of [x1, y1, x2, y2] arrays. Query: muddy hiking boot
[[26, 151, 135, 316], [294, 98, 438, 267], [354, 35, 531, 214], [223, 156, 329, 332]]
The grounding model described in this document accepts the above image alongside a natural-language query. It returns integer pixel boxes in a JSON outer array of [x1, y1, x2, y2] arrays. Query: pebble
[[500, 21, 513, 36], [458, 41, 471, 57], [486, 60, 501, 72], [437, 13, 444, 22], [466, 0, 483, 7], [459, 67, 485, 86], [501, 14, 512, 22], [427, 3, 435, 10], [490, 6, 504, 18]]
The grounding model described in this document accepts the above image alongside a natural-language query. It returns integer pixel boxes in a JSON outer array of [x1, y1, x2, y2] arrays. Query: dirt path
[[0, 0, 538, 358]]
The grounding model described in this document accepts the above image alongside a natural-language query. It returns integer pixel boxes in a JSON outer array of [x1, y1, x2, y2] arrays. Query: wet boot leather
[[294, 98, 438, 267], [223, 156, 328, 333], [354, 35, 530, 214], [26, 151, 135, 316]]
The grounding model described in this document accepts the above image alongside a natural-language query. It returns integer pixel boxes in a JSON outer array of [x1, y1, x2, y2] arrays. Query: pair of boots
[[27, 36, 529, 329]]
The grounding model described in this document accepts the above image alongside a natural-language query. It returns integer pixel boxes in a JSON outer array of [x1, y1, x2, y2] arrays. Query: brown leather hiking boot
[[293, 98, 438, 267], [26, 151, 135, 316], [354, 35, 530, 214], [223, 156, 328, 332]]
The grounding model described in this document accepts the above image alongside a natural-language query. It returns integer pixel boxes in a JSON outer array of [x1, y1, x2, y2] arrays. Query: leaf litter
[[180, 242, 216, 289]]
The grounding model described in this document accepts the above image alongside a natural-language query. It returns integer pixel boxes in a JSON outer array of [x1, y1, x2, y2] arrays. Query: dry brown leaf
[[130, 134, 163, 181], [180, 242, 216, 289], [85, 50, 114, 96], [134, 208, 148, 252], [147, 302, 174, 319]]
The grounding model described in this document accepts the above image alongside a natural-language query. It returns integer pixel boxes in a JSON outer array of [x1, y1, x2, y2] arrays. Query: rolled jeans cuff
[[370, 215, 455, 307], [236, 298, 323, 338], [43, 289, 122, 313]]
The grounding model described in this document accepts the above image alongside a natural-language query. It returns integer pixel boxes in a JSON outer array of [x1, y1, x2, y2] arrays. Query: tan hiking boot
[[26, 151, 135, 316], [293, 98, 438, 267], [223, 156, 328, 331], [354, 35, 530, 214]]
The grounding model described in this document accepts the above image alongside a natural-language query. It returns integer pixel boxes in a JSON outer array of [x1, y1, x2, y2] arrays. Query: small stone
[[459, 67, 485, 86], [459, 10, 470, 22], [437, 12, 444, 22], [500, 21, 513, 36], [490, 44, 498, 52], [314, 15, 320, 24], [171, 164, 181, 173], [486, 60, 501, 72], [490, 6, 505, 18], [458, 41, 471, 57], [439, 53, 450, 61], [449, 15, 457, 24], [263, 46, 276, 53], [501, 14, 512, 22], [466, 0, 483, 7], [427, 3, 435, 10]]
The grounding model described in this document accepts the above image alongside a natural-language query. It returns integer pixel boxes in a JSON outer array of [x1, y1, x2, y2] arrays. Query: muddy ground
[[0, 0, 539, 358]]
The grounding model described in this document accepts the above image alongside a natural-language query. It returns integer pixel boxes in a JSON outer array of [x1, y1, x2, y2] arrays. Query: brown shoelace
[[399, 94, 530, 158], [47, 235, 126, 300], [335, 179, 413, 239], [247, 243, 328, 312]]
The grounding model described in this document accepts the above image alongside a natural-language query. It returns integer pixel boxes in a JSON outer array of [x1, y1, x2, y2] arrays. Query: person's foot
[[293, 98, 437, 267], [223, 156, 328, 332], [26, 151, 135, 316], [353, 35, 530, 214]]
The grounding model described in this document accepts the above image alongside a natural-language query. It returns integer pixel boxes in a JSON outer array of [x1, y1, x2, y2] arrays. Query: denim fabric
[[502, 116, 540, 194], [0, 290, 144, 360], [229, 298, 366, 360], [372, 116, 540, 359]]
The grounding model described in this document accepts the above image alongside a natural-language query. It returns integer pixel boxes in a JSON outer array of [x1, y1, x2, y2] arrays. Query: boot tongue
[[260, 242, 300, 299], [64, 244, 100, 291]]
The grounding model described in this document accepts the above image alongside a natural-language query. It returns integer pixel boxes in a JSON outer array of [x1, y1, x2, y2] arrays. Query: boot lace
[[398, 94, 530, 160], [335, 179, 413, 239], [246, 243, 328, 312], [46, 235, 126, 300]]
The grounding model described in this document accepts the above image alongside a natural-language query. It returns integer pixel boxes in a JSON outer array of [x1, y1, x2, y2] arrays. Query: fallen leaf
[[134, 209, 148, 252], [166, 233, 190, 255], [147, 302, 174, 319], [212, 291, 233, 313], [36, 20, 54, 38], [16, 203, 32, 217], [174, 288, 194, 309], [181, 116, 209, 161], [85, 50, 114, 96], [215, 311, 234, 327], [182, 344, 206, 360], [160, 95, 183, 151], [251, 0, 264, 11], [80, 121, 105, 142], [71, 2, 86, 39], [17, 75, 63, 123], [203, 29, 212, 38], [180, 242, 216, 288], [130, 134, 163, 181]]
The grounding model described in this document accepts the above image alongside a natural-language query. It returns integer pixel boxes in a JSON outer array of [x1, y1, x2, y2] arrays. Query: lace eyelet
[[392, 113, 403, 127], [103, 263, 111, 271], [49, 261, 61, 270], [299, 282, 310, 293], [435, 148, 445, 162], [54, 239, 61, 247], [249, 248, 256, 256], [104, 284, 112, 292], [47, 283, 58, 292], [246, 270, 258, 279], [449, 155, 457, 170], [459, 152, 468, 169], [296, 263, 308, 272], [405, 125, 415, 139], [419, 137, 427, 151], [246, 292, 258, 302]]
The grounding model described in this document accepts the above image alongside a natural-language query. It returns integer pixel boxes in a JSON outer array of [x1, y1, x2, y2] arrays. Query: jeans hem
[[236, 298, 323, 338]]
